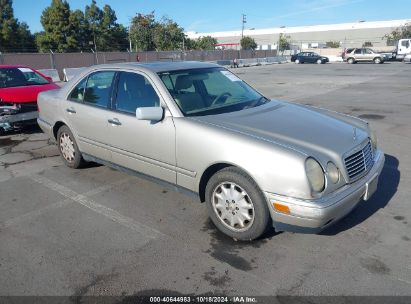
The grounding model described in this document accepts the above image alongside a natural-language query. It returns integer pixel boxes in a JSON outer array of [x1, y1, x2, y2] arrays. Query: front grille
[[344, 141, 373, 180]]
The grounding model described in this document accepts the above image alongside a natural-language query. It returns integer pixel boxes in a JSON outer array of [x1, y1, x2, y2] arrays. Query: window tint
[[354, 49, 362, 54], [115, 72, 160, 114], [84, 71, 115, 108], [401, 40, 410, 48], [365, 49, 373, 54], [68, 78, 87, 102]]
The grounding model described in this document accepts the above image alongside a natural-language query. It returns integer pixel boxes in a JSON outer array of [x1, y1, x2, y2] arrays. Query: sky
[[12, 0, 411, 34]]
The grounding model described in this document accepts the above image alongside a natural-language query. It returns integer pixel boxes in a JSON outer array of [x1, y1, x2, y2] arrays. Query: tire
[[295, 59, 300, 64], [57, 125, 85, 169], [373, 57, 382, 64], [347, 58, 355, 64], [317, 59, 322, 64], [205, 167, 270, 241]]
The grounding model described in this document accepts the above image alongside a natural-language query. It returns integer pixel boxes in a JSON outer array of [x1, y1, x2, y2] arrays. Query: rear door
[[354, 48, 364, 61], [106, 70, 176, 183], [64, 71, 116, 161]]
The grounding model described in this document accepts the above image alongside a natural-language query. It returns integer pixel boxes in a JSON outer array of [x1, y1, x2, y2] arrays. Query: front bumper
[[265, 150, 385, 233]]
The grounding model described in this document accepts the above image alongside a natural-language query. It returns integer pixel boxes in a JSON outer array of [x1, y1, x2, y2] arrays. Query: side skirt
[[82, 153, 200, 201]]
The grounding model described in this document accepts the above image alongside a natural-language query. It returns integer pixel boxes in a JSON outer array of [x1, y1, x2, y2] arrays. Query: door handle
[[108, 118, 122, 126], [66, 107, 76, 114]]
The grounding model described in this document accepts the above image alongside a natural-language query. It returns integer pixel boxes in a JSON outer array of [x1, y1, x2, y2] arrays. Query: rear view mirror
[[136, 107, 164, 121]]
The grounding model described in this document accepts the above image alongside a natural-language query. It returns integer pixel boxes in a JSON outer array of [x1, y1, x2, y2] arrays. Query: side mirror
[[136, 107, 164, 121]]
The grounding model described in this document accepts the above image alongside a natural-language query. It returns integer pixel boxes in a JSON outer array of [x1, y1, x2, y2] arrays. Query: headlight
[[326, 162, 340, 184], [305, 158, 325, 193], [370, 130, 378, 150]]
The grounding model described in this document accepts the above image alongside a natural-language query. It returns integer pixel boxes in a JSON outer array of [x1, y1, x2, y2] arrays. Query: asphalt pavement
[[0, 61, 410, 298]]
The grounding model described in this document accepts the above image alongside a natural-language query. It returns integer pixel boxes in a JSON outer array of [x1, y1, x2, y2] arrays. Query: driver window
[[115, 72, 160, 114]]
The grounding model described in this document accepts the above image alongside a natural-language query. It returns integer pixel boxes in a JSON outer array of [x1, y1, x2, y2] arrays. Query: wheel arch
[[198, 162, 259, 202], [53, 121, 67, 140]]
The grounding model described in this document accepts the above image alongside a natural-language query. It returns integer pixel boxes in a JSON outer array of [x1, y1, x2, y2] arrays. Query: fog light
[[273, 202, 290, 214]]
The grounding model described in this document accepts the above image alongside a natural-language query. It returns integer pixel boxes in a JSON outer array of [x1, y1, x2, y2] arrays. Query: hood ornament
[[353, 127, 357, 141]]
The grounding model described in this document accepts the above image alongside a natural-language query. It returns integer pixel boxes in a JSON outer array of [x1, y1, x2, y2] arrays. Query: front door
[[64, 71, 116, 161], [106, 71, 176, 183]]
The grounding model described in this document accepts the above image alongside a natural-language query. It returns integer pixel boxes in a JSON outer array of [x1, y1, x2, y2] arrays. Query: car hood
[[192, 101, 368, 159], [0, 83, 59, 103]]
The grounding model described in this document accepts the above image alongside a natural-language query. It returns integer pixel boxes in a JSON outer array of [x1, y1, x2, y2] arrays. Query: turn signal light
[[273, 202, 291, 214]]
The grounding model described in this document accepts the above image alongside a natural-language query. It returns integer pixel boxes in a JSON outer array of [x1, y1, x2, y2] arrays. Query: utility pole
[[128, 24, 132, 52], [241, 14, 247, 40]]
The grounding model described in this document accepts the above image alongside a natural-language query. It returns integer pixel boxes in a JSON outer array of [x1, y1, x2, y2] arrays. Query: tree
[[69, 9, 91, 51], [194, 36, 217, 50], [36, 0, 76, 52], [362, 41, 373, 47], [278, 33, 291, 52], [85, 0, 103, 51], [0, 0, 36, 52], [385, 22, 411, 46], [326, 41, 340, 48], [241, 36, 257, 50], [153, 17, 185, 51], [129, 12, 156, 51]]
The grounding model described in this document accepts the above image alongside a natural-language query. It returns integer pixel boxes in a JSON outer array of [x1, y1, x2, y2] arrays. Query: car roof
[[88, 61, 221, 73]]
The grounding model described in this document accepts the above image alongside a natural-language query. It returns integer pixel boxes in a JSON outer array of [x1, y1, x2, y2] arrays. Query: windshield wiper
[[244, 96, 269, 109]]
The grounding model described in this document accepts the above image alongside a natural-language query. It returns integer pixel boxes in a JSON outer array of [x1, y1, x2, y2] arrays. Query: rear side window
[[84, 71, 116, 108], [354, 49, 362, 54], [68, 78, 87, 102], [115, 72, 160, 114]]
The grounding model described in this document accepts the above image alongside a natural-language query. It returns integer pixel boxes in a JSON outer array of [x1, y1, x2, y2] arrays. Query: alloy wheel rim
[[212, 182, 255, 232], [59, 132, 75, 162]]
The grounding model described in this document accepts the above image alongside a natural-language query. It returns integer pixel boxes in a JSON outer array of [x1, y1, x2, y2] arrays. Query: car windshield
[[0, 67, 49, 89], [158, 67, 269, 116]]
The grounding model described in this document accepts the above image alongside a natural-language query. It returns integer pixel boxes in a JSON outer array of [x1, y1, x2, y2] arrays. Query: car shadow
[[320, 153, 400, 235]]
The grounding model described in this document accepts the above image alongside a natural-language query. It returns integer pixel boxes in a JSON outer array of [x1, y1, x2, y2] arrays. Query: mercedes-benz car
[[37, 61, 384, 241]]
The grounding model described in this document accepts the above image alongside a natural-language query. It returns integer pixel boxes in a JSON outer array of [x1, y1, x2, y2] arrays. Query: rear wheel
[[57, 125, 85, 169], [295, 59, 300, 64], [347, 58, 355, 64], [205, 167, 270, 241]]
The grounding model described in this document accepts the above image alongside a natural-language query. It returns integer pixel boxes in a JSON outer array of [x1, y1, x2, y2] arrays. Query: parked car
[[0, 65, 59, 133], [37, 61, 384, 241], [344, 48, 386, 64], [291, 52, 329, 64], [342, 48, 355, 60]]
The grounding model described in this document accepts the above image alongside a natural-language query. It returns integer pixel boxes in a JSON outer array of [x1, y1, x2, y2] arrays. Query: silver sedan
[[37, 61, 384, 240]]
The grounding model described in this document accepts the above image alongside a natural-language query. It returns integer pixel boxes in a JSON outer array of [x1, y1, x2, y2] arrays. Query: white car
[[404, 54, 411, 63]]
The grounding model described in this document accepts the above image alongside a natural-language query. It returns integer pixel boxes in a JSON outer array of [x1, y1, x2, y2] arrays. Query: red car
[[0, 65, 59, 133]]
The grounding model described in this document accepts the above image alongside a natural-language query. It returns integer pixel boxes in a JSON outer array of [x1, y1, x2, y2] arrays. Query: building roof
[[186, 19, 411, 39]]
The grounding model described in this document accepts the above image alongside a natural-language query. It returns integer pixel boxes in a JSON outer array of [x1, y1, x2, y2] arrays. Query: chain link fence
[[0, 50, 279, 79]]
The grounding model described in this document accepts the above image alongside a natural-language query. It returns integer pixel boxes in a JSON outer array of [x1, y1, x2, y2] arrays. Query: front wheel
[[57, 125, 85, 169], [373, 57, 382, 64], [205, 167, 270, 241], [347, 58, 355, 64], [317, 59, 323, 64]]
